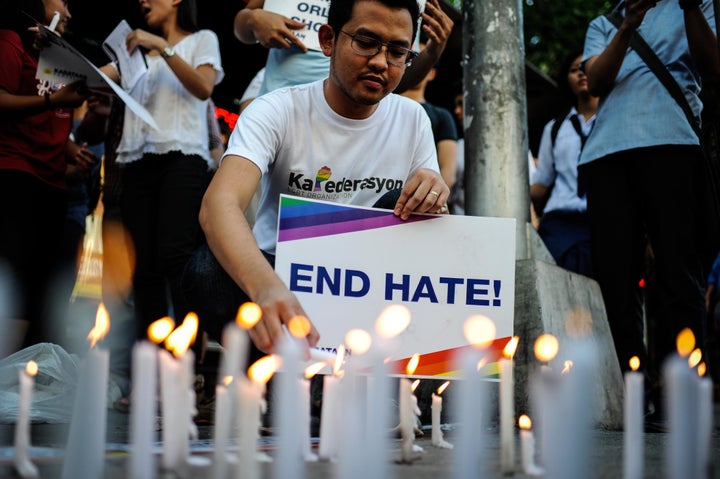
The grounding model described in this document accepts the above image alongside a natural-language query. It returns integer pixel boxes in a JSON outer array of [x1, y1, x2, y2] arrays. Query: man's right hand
[[623, 0, 657, 31], [245, 10, 308, 51], [248, 281, 320, 354]]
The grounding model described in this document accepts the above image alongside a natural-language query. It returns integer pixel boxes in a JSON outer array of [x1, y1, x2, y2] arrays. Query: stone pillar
[[461, 0, 529, 259]]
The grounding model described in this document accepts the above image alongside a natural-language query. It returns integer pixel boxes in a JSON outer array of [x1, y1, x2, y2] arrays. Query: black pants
[[580, 146, 706, 380], [0, 170, 67, 347], [121, 152, 209, 338]]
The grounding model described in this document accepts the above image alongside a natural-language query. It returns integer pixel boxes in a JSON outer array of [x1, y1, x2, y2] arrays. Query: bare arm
[[585, 0, 657, 97], [0, 80, 89, 119], [125, 30, 217, 100], [436, 139, 457, 189], [396, 0, 454, 93], [234, 0, 308, 51], [684, 4, 720, 81], [199, 155, 319, 353]]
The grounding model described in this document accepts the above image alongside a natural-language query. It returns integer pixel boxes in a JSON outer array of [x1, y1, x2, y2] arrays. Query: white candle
[[398, 377, 415, 462], [697, 373, 713, 478], [14, 361, 38, 478], [213, 378, 232, 479], [61, 346, 110, 479], [452, 347, 486, 479], [364, 347, 390, 479], [273, 334, 304, 479], [431, 381, 452, 449], [665, 329, 700, 479], [62, 304, 111, 479], [518, 414, 543, 476], [499, 336, 518, 474], [623, 356, 643, 479], [318, 373, 341, 461], [159, 348, 188, 475], [129, 341, 157, 479], [299, 377, 318, 461], [543, 338, 597, 479], [239, 355, 277, 479]]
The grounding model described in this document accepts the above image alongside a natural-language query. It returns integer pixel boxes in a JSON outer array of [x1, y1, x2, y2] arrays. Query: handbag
[[605, 6, 720, 272]]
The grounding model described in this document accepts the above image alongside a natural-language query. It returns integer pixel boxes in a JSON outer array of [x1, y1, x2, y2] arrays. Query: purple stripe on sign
[[278, 213, 435, 242]]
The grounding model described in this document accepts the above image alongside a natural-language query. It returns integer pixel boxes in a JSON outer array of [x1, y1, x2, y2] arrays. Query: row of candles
[[11, 303, 716, 478]]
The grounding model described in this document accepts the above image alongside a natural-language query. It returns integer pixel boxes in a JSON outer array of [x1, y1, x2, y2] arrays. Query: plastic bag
[[71, 214, 103, 301], [0, 343, 79, 424]]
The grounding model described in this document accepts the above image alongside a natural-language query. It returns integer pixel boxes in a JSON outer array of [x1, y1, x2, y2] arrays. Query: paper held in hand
[[36, 24, 158, 130], [102, 20, 148, 92]]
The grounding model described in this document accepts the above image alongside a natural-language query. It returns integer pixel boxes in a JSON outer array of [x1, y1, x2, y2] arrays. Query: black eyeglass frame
[[339, 30, 418, 67]]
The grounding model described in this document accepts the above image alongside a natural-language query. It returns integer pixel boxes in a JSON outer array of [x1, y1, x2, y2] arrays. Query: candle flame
[[87, 302, 110, 348], [287, 315, 311, 339], [437, 380, 450, 395], [534, 334, 559, 363], [222, 375, 233, 387], [374, 304, 411, 339], [25, 360, 38, 377], [236, 302, 262, 330], [463, 315, 496, 349], [345, 329, 372, 355], [629, 356, 640, 372], [304, 361, 326, 379], [698, 362, 707, 377], [476, 356, 488, 372], [676, 328, 695, 357], [411, 379, 420, 392], [165, 313, 199, 358], [503, 336, 519, 359], [561, 360, 573, 375], [688, 348, 702, 369], [248, 355, 279, 384], [147, 317, 175, 344], [518, 414, 532, 430], [333, 345, 346, 375], [406, 353, 420, 375]]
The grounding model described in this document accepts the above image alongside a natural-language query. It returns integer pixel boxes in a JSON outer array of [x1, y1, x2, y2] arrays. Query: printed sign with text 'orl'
[[263, 0, 330, 51], [274, 195, 516, 377]]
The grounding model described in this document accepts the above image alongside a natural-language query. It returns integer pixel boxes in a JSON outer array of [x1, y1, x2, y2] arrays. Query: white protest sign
[[274, 195, 516, 377], [36, 25, 158, 130], [264, 0, 329, 51]]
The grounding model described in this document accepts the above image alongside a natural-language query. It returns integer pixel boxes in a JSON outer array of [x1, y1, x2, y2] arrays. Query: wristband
[[44, 92, 52, 109], [679, 0, 702, 10]]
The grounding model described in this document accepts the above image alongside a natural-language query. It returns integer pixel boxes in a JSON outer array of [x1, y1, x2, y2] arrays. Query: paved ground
[[0, 398, 718, 478]]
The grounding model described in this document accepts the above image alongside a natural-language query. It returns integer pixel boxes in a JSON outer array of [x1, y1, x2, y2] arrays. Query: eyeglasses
[[340, 31, 418, 67]]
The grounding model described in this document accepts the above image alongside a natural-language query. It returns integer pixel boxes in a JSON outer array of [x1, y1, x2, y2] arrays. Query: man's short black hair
[[327, 0, 420, 42]]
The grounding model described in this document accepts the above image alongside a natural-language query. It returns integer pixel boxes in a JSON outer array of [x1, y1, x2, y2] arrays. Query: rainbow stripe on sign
[[277, 196, 438, 243]]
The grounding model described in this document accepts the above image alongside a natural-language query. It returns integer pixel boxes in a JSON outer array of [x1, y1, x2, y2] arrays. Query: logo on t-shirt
[[287, 166, 404, 200]]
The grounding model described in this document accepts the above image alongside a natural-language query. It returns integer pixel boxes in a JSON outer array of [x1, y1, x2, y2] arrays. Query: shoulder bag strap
[[604, 11, 702, 139]]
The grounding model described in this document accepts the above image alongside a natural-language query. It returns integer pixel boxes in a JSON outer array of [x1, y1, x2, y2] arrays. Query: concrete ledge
[[513, 257, 624, 430]]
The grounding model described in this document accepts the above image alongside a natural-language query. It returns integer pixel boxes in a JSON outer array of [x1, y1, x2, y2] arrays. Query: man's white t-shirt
[[224, 79, 439, 255]]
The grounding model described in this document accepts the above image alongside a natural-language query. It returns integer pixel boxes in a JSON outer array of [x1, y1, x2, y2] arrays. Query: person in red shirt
[[0, 0, 91, 352]]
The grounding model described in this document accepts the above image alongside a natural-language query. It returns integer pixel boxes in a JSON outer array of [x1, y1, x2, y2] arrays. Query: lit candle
[[697, 362, 713, 478], [129, 326, 165, 479], [302, 363, 324, 462], [222, 302, 261, 379], [623, 356, 643, 479], [337, 329, 371, 479], [273, 316, 309, 479], [213, 376, 233, 479], [14, 360, 38, 478], [239, 355, 277, 479], [62, 303, 111, 479], [399, 354, 420, 463], [531, 333, 559, 468], [318, 346, 344, 461], [159, 313, 200, 476], [452, 315, 495, 479], [543, 338, 597, 479], [665, 328, 699, 479], [518, 414, 543, 476], [431, 381, 452, 449], [499, 336, 519, 474]]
